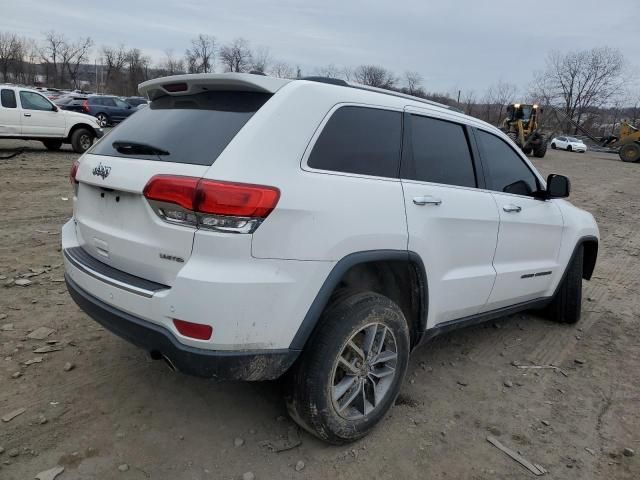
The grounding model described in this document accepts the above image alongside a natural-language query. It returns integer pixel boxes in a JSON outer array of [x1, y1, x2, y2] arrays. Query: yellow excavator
[[500, 103, 547, 158], [602, 122, 640, 163]]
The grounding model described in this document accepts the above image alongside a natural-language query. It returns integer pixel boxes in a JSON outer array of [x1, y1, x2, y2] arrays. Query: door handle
[[413, 196, 442, 206], [503, 204, 522, 213], [23, 113, 31, 117]]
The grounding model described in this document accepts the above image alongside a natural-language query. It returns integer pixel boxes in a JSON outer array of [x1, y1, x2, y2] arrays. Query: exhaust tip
[[149, 350, 177, 372]]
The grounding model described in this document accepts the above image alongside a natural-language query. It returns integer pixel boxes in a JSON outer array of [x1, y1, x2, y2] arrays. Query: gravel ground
[[0, 140, 638, 479]]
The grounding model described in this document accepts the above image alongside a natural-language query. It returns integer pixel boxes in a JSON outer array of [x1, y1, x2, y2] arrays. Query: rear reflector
[[143, 175, 280, 234], [173, 319, 213, 340]]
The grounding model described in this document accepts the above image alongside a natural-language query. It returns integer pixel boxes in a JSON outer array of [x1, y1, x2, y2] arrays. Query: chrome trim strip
[[63, 249, 159, 298]]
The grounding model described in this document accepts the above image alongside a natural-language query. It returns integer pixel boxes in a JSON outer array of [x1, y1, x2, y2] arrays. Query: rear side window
[[476, 129, 538, 195], [404, 115, 476, 187], [308, 106, 402, 178], [90, 91, 272, 165], [1, 89, 17, 108]]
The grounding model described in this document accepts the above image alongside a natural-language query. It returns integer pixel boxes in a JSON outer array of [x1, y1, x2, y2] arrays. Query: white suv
[[0, 85, 103, 152], [62, 73, 599, 444]]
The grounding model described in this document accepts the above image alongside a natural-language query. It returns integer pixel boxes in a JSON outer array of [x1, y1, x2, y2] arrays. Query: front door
[[18, 90, 65, 136], [402, 111, 499, 326], [474, 128, 564, 310]]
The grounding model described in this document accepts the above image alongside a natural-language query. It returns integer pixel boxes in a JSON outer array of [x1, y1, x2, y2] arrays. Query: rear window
[[308, 106, 402, 178], [90, 91, 271, 165]]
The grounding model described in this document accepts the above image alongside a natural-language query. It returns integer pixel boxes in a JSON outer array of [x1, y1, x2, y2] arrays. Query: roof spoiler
[[139, 73, 291, 100]]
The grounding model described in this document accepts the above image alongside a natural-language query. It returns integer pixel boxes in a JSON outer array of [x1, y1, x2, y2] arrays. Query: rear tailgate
[[73, 88, 274, 286]]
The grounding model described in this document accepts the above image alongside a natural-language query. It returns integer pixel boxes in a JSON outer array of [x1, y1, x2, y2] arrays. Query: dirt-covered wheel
[[533, 139, 548, 158], [619, 143, 640, 163], [42, 140, 62, 151], [546, 245, 583, 324], [285, 290, 410, 444]]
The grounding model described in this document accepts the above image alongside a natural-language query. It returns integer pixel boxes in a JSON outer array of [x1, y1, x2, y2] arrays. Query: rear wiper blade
[[112, 141, 169, 156]]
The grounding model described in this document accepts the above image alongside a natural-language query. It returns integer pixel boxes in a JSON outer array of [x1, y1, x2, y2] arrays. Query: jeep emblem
[[92, 163, 111, 179]]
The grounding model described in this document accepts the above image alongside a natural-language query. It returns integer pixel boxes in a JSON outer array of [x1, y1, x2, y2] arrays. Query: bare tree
[[0, 32, 21, 82], [63, 37, 93, 89], [313, 64, 342, 79], [352, 65, 396, 89], [250, 46, 270, 73], [41, 30, 66, 86], [481, 81, 518, 125], [126, 48, 151, 96], [533, 47, 626, 133], [102, 45, 127, 94], [403, 71, 423, 95], [270, 61, 294, 78], [462, 90, 476, 116], [219, 38, 252, 73], [185, 34, 215, 73], [160, 49, 184, 76]]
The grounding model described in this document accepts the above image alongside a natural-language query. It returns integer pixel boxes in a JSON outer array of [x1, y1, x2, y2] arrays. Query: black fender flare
[[288, 250, 428, 350]]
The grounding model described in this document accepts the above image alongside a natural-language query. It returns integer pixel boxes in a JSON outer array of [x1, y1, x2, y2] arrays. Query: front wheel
[[70, 128, 94, 153], [619, 143, 640, 162], [567, 145, 573, 152], [546, 245, 583, 324], [286, 291, 410, 444], [533, 141, 548, 158], [551, 143, 557, 149]]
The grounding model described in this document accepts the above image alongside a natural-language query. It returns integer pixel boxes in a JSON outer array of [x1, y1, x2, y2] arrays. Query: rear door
[[74, 90, 272, 286], [114, 97, 134, 120], [18, 90, 66, 136], [0, 88, 20, 135], [401, 111, 499, 326], [474, 128, 563, 310]]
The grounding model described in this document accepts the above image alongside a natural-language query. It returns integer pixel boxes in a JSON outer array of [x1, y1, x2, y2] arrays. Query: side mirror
[[546, 174, 570, 198]]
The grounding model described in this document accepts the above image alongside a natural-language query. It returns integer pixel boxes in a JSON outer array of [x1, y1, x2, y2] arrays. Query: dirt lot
[[0, 140, 638, 480]]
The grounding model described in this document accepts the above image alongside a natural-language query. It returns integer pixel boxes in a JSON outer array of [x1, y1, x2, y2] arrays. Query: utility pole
[[457, 90, 461, 104]]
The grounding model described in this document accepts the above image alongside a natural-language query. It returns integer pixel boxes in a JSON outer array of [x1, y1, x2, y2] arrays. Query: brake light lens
[[173, 319, 212, 340], [163, 82, 188, 92], [143, 175, 280, 234], [81, 100, 89, 113], [69, 160, 80, 185]]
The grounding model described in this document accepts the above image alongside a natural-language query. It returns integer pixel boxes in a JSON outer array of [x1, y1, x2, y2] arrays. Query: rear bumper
[[66, 274, 299, 380]]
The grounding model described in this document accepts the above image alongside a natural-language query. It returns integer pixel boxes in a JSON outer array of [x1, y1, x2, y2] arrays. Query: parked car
[[55, 94, 89, 113], [124, 96, 149, 108], [550, 136, 587, 153], [84, 95, 137, 127], [0, 84, 103, 152], [63, 73, 599, 444]]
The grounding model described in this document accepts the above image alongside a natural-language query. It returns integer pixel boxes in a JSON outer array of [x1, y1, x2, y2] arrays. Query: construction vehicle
[[602, 122, 640, 163], [500, 103, 547, 158]]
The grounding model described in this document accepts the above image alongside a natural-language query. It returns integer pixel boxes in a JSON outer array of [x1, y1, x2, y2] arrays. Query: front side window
[[404, 115, 476, 188], [102, 98, 117, 107], [476, 129, 538, 196], [308, 106, 402, 178], [19, 91, 55, 111], [115, 98, 130, 108], [1, 89, 17, 108]]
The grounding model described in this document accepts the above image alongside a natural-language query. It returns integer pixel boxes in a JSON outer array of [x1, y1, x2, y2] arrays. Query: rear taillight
[[143, 175, 280, 234], [81, 100, 89, 113], [69, 160, 80, 185]]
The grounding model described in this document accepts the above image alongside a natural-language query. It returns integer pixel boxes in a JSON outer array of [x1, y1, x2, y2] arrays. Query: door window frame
[[18, 90, 56, 112], [401, 110, 487, 190], [471, 126, 545, 199], [1, 89, 17, 108]]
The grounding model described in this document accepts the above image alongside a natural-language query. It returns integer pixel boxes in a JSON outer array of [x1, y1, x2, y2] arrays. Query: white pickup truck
[[0, 85, 103, 152]]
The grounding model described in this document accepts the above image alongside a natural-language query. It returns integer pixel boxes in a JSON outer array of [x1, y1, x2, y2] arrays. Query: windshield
[[89, 91, 272, 165]]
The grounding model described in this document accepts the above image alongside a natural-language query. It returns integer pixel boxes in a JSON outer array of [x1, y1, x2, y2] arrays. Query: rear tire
[[551, 143, 557, 149], [285, 291, 410, 444], [547, 245, 583, 324], [619, 143, 640, 163], [70, 128, 94, 153], [42, 140, 62, 151], [533, 141, 548, 158]]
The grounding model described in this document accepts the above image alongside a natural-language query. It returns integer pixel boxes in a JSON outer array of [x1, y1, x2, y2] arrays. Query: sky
[[2, 0, 639, 96]]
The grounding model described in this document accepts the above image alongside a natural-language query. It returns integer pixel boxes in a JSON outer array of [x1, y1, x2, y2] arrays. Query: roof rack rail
[[300, 76, 461, 113], [301, 76, 349, 86]]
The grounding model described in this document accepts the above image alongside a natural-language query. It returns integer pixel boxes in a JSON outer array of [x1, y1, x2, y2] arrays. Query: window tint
[[405, 115, 476, 187], [90, 91, 272, 166], [102, 98, 117, 107], [1, 89, 17, 108], [308, 106, 402, 178], [114, 98, 129, 108], [19, 91, 53, 111], [476, 130, 538, 195]]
